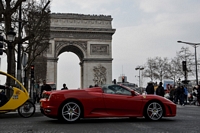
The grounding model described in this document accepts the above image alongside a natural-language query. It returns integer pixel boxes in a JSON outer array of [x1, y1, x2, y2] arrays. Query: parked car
[[40, 84, 176, 123]]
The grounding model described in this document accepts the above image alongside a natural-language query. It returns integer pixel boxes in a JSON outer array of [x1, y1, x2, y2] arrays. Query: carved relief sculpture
[[91, 44, 109, 55], [93, 65, 107, 86]]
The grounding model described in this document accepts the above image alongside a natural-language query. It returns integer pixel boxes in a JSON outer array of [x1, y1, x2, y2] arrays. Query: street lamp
[[7, 28, 16, 42], [6, 28, 16, 77], [177, 41, 200, 85], [6, 28, 16, 97], [135, 66, 144, 88]]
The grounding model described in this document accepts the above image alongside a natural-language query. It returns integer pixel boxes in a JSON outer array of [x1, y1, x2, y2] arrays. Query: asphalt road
[[0, 105, 200, 133]]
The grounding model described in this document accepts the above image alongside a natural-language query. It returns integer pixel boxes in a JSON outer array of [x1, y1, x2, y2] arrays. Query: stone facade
[[46, 13, 115, 88]]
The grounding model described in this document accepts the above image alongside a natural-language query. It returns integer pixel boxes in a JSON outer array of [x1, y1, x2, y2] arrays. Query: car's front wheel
[[59, 101, 81, 122], [144, 102, 163, 121]]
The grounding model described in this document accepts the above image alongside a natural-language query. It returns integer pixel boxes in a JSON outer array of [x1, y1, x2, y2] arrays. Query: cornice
[[50, 27, 116, 34], [83, 58, 113, 61], [51, 13, 113, 21]]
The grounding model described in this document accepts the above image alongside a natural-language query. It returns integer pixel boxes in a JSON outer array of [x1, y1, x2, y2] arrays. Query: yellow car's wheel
[[18, 100, 35, 118]]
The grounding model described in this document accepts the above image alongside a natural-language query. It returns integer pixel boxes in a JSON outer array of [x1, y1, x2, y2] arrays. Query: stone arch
[[55, 41, 86, 61], [45, 13, 115, 89]]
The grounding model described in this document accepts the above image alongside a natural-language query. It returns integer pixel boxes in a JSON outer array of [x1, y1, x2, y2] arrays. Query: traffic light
[[182, 61, 187, 71], [0, 35, 3, 55], [31, 65, 34, 78]]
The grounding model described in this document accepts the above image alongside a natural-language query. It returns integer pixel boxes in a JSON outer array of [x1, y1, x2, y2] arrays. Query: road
[[0, 105, 200, 133]]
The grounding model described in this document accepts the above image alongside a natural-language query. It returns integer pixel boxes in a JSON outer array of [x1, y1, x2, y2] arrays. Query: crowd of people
[[145, 81, 200, 106]]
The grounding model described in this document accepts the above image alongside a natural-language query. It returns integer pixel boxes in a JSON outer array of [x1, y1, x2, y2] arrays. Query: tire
[[18, 100, 36, 118], [144, 102, 163, 121], [58, 101, 81, 123]]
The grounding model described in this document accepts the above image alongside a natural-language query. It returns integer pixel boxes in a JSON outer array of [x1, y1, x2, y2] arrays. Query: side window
[[115, 86, 131, 96], [103, 86, 115, 94], [103, 85, 131, 96]]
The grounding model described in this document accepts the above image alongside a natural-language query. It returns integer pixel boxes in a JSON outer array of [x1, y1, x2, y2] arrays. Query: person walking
[[61, 83, 68, 90], [145, 82, 154, 94], [174, 87, 178, 104], [169, 87, 175, 102], [40, 80, 52, 98], [197, 85, 200, 106], [156, 82, 165, 97], [183, 86, 188, 104], [176, 85, 185, 106]]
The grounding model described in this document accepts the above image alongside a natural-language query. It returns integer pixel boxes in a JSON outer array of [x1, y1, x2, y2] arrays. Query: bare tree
[[176, 47, 195, 78], [23, 0, 50, 88], [144, 57, 169, 82], [153, 57, 169, 82], [143, 58, 157, 82], [143, 47, 195, 86], [0, 0, 50, 88], [165, 57, 182, 85]]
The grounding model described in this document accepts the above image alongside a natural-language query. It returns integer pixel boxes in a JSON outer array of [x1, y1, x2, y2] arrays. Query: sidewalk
[[0, 103, 43, 117]]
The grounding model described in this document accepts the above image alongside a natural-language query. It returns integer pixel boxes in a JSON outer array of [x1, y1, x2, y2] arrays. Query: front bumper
[[164, 103, 176, 117], [40, 99, 58, 117]]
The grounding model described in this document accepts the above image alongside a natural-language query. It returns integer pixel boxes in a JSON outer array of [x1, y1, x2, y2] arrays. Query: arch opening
[[57, 45, 84, 61], [57, 51, 81, 90]]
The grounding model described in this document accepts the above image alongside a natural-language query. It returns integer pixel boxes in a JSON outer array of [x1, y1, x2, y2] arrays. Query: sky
[[1, 0, 200, 89]]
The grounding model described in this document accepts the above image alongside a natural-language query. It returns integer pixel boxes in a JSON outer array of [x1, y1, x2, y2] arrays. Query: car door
[[103, 85, 143, 116]]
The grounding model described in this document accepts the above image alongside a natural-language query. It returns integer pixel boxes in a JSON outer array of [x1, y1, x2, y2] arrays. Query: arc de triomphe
[[46, 13, 115, 88]]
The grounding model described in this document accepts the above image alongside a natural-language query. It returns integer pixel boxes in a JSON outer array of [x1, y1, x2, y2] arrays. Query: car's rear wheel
[[144, 102, 163, 121], [59, 101, 81, 122]]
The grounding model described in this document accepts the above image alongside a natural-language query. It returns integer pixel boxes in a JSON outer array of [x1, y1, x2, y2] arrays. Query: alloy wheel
[[146, 102, 163, 120]]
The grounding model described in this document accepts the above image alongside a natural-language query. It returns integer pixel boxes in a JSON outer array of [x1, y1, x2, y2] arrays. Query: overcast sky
[[51, 0, 200, 89], [1, 0, 200, 89]]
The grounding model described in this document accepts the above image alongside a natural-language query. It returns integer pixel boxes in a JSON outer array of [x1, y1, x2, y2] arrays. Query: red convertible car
[[40, 84, 176, 122]]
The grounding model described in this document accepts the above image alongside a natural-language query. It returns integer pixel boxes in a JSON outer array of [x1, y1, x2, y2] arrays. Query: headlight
[[48, 94, 52, 100], [42, 92, 50, 99]]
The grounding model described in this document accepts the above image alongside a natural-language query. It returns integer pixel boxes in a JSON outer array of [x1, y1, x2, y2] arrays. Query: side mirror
[[131, 91, 136, 96]]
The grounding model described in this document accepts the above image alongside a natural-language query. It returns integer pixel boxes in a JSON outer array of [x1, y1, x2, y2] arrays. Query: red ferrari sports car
[[40, 84, 176, 122]]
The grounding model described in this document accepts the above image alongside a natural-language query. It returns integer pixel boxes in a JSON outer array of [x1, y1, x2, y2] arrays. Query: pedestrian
[[145, 81, 154, 94], [156, 82, 165, 97], [174, 87, 178, 103], [154, 82, 158, 94], [169, 86, 175, 102], [183, 86, 188, 104], [176, 85, 185, 106], [61, 83, 68, 90], [89, 85, 93, 88], [191, 86, 198, 105], [40, 80, 52, 98], [94, 84, 99, 87], [197, 85, 200, 106]]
